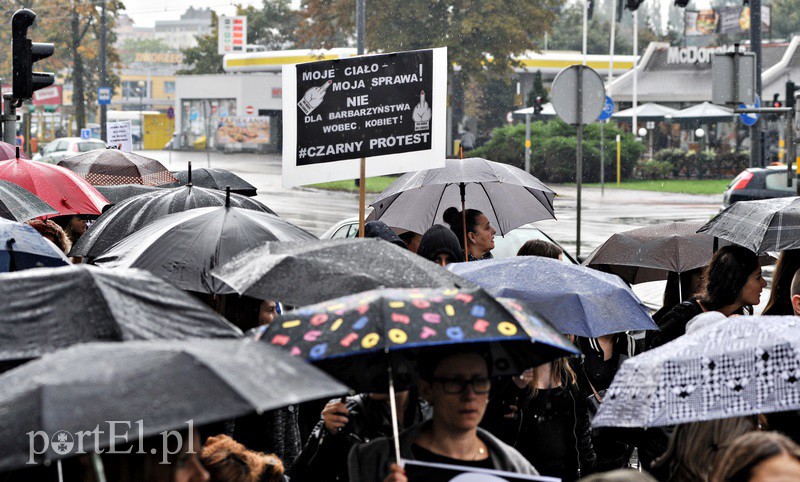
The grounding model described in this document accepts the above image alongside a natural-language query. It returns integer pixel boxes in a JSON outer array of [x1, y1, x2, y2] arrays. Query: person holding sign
[[348, 347, 538, 482]]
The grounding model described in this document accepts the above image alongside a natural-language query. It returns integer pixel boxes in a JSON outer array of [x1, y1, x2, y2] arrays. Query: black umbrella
[[58, 149, 178, 186], [0, 179, 58, 221], [94, 183, 165, 205], [0, 339, 349, 471], [698, 197, 800, 253], [0, 265, 242, 363], [70, 185, 276, 258], [173, 163, 257, 196], [212, 238, 473, 306], [93, 205, 317, 294]]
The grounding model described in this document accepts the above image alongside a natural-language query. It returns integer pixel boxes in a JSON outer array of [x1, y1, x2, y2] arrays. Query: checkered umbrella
[[697, 197, 800, 254], [58, 149, 178, 186], [593, 314, 800, 428]]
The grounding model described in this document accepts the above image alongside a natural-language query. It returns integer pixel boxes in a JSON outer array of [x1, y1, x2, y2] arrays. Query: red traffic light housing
[[773, 93, 783, 108]]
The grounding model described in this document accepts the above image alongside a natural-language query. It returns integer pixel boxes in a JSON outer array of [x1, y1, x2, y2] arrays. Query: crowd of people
[[11, 200, 800, 482]]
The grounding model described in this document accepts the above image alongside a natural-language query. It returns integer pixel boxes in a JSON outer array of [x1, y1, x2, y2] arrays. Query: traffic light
[[675, 0, 690, 7], [12, 9, 55, 103], [533, 96, 544, 116], [787, 80, 799, 110], [625, 0, 644, 12], [587, 0, 594, 20], [773, 93, 782, 108]]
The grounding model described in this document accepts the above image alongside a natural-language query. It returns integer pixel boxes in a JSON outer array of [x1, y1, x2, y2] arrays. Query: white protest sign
[[282, 47, 447, 188], [107, 121, 133, 152]]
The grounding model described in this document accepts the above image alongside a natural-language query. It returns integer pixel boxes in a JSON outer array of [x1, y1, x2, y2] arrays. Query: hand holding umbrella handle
[[322, 399, 350, 434]]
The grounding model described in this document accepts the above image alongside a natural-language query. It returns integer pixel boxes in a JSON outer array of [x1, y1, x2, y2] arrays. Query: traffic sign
[[245, 105, 254, 115], [167, 107, 175, 120], [98, 86, 111, 106], [598, 96, 614, 121], [739, 94, 760, 126], [80, 128, 91, 140], [551, 65, 606, 126]]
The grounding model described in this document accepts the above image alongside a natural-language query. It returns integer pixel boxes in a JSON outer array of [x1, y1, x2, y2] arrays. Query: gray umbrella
[[94, 183, 165, 205], [0, 339, 349, 470], [697, 197, 800, 253], [0, 264, 241, 364], [71, 185, 276, 258], [58, 149, 178, 186], [93, 206, 317, 294], [212, 238, 473, 306], [593, 314, 800, 428], [369, 157, 556, 240], [0, 179, 58, 221], [583, 221, 719, 284]]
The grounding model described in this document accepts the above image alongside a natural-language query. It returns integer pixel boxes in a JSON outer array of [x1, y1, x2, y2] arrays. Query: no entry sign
[[282, 48, 447, 187]]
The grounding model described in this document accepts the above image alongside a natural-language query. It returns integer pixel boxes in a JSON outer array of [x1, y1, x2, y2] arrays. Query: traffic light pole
[[1, 93, 16, 145], [735, 105, 798, 194]]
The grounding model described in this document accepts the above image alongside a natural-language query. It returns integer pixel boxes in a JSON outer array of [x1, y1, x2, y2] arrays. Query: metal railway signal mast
[[2, 9, 55, 144]]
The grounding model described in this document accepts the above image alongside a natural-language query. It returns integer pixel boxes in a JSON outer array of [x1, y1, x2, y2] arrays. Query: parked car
[[32, 137, 107, 164], [321, 217, 577, 263], [723, 166, 798, 207]]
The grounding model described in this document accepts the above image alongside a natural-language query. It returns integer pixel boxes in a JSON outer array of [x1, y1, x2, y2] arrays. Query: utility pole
[[750, 0, 763, 167], [100, 0, 107, 142]]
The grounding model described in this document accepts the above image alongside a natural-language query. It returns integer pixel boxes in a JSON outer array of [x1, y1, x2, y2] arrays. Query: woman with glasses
[[348, 347, 538, 482]]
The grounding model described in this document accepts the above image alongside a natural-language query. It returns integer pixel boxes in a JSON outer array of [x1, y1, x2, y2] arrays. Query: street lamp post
[[138, 80, 145, 149]]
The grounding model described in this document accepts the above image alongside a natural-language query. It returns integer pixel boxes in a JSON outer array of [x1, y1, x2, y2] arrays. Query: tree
[[297, 0, 562, 80], [0, 1, 123, 129], [771, 0, 800, 39], [179, 1, 302, 75], [118, 38, 175, 64], [239, 0, 300, 49]]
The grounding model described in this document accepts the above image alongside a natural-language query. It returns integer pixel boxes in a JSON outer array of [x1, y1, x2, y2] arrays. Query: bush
[[469, 120, 645, 183], [638, 160, 674, 179], [653, 148, 750, 179]]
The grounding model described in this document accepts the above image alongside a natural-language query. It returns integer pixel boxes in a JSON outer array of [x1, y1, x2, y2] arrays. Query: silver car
[[321, 217, 577, 263], [32, 137, 107, 164]]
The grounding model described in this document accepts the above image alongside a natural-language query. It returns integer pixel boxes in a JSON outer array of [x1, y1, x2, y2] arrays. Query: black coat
[[646, 298, 704, 350], [291, 393, 430, 482]]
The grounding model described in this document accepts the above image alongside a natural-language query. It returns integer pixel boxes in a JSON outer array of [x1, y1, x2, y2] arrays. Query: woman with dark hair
[[652, 268, 705, 324], [510, 358, 596, 481], [442, 207, 496, 261], [517, 239, 563, 259], [762, 249, 800, 315], [710, 431, 800, 482], [647, 245, 766, 349], [348, 347, 538, 482], [417, 225, 464, 267], [100, 430, 210, 482]]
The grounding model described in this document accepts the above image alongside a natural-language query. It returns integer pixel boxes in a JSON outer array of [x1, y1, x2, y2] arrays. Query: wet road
[[143, 150, 724, 257]]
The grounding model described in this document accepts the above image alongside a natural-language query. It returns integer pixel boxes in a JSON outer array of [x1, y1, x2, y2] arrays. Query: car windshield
[[79, 141, 106, 152]]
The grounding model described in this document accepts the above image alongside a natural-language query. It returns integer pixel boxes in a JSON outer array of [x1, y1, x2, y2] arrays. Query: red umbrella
[[0, 158, 108, 216], [0, 142, 28, 161]]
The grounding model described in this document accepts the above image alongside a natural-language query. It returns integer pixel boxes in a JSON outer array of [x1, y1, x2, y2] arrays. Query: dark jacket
[[514, 383, 596, 481], [646, 298, 703, 350], [347, 419, 538, 482], [364, 220, 406, 249], [417, 224, 464, 263], [291, 393, 430, 482]]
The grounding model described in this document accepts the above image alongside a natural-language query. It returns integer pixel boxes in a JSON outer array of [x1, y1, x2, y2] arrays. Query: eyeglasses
[[432, 377, 491, 394]]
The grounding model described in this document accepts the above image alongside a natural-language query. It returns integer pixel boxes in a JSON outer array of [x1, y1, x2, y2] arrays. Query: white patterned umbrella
[[593, 314, 800, 428]]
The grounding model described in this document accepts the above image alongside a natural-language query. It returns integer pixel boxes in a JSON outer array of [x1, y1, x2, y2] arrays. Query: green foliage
[[469, 120, 645, 183], [637, 160, 674, 179], [653, 148, 749, 179], [772, 0, 800, 39], [178, 14, 224, 75], [118, 38, 175, 64], [239, 0, 300, 50]]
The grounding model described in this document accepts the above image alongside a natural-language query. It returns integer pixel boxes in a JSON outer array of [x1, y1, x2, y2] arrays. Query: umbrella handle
[[187, 161, 192, 186], [387, 360, 403, 466], [460, 183, 468, 262]]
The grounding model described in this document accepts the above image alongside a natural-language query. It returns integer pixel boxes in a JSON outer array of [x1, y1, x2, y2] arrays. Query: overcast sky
[[122, 0, 270, 28]]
